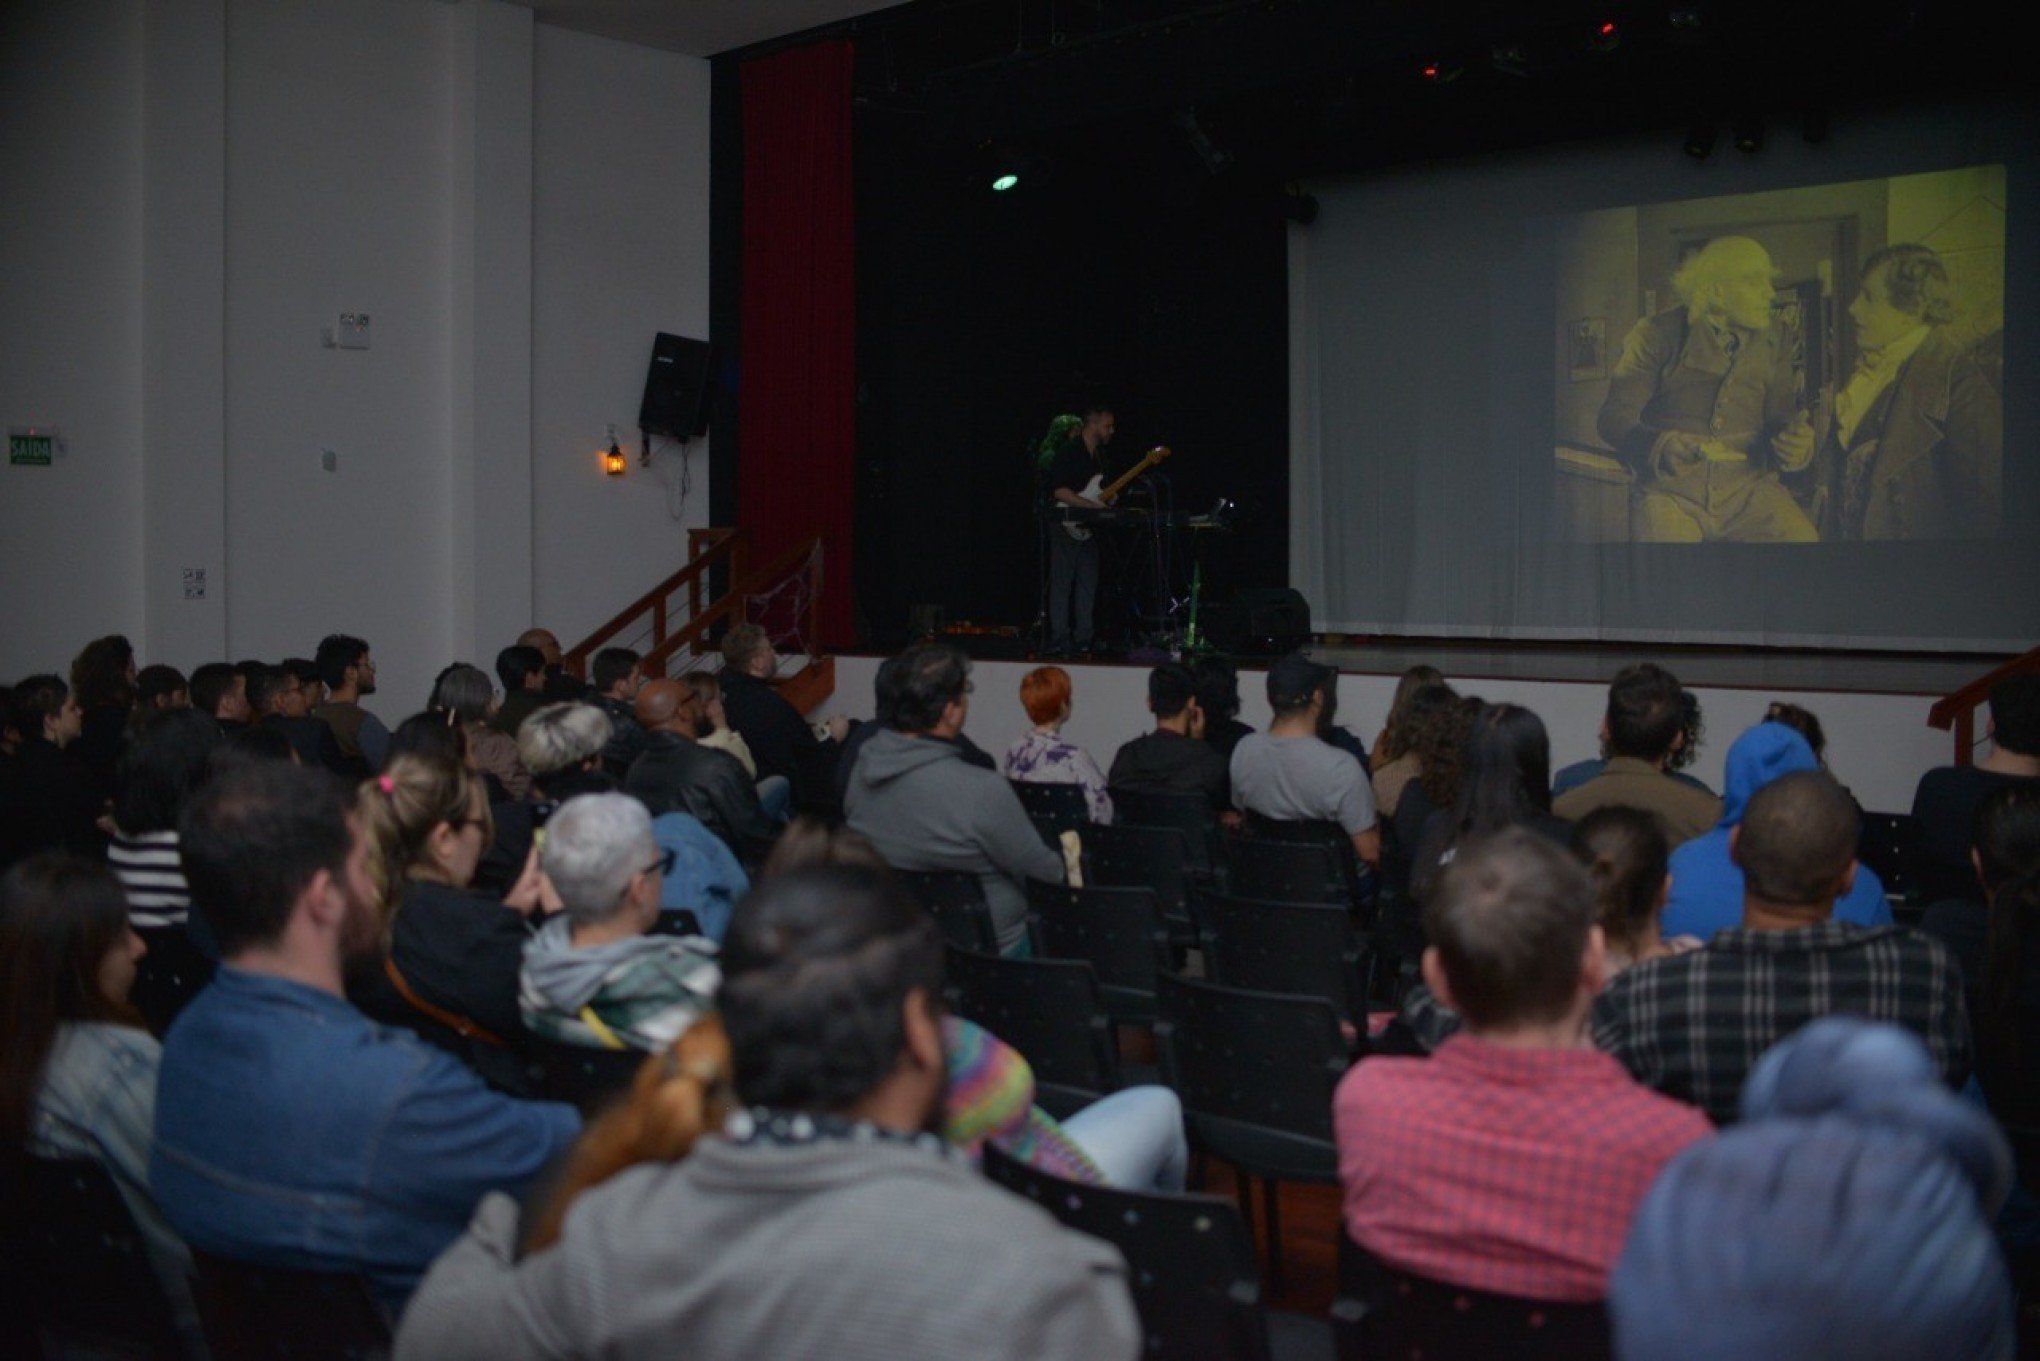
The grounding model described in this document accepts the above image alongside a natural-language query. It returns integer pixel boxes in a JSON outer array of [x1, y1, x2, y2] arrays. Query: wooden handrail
[[1927, 642, 2040, 766], [561, 530, 750, 676], [638, 535, 825, 680]]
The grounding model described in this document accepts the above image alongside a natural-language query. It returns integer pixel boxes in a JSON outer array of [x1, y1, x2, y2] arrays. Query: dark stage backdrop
[[852, 119, 1292, 647]]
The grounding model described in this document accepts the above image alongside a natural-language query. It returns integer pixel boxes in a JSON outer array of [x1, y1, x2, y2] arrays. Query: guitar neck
[[1097, 450, 1169, 503]]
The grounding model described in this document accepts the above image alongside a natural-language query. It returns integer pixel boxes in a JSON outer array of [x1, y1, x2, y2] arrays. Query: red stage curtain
[[737, 41, 857, 649]]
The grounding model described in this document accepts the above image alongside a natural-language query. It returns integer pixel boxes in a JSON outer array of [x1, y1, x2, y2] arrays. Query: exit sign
[[8, 428, 55, 466]]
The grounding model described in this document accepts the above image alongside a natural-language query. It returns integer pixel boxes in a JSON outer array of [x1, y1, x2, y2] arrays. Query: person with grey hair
[[1609, 1016, 2013, 1360], [431, 662, 532, 801], [516, 702, 612, 790], [519, 793, 719, 1052]]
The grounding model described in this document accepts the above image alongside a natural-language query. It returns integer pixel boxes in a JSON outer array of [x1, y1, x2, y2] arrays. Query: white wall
[[831, 655, 1948, 814], [0, 0, 712, 717]]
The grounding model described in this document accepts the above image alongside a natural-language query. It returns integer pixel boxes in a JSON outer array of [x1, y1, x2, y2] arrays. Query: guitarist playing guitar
[[1043, 406, 1177, 656]]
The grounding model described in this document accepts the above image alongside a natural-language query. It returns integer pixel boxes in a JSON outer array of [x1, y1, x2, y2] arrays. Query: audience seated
[[685, 672, 759, 777], [844, 645, 1065, 955], [1954, 785, 2040, 1125], [490, 645, 548, 740], [1552, 685, 1712, 800], [1408, 703, 1569, 906], [835, 651, 999, 806], [150, 762, 577, 1317], [0, 673, 101, 869], [135, 664, 190, 719], [1553, 665, 1721, 845], [68, 634, 136, 801], [430, 663, 532, 802], [516, 627, 586, 703], [518, 793, 719, 1052], [188, 661, 251, 733], [258, 660, 343, 770], [1662, 721, 1891, 939], [109, 709, 223, 958], [626, 679, 783, 853], [1593, 771, 1970, 1124], [395, 864, 1140, 1360], [716, 622, 848, 810], [1230, 653, 1381, 868], [1, 855, 205, 1355], [1335, 829, 1710, 1302], [283, 656, 324, 710], [1574, 806, 1697, 975], [1610, 1018, 2013, 1361], [1913, 675, 2040, 904], [312, 633, 388, 771], [1190, 655, 1254, 766], [1004, 665, 1112, 823], [1368, 667, 1446, 819], [1385, 689, 1477, 892], [1107, 663, 1224, 814], [588, 646, 651, 779]]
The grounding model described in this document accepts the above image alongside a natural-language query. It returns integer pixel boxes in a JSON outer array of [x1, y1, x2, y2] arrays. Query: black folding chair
[[1010, 779, 1095, 845], [1197, 891, 1371, 1029], [983, 1144, 1331, 1361], [132, 923, 217, 1038], [1857, 810, 1923, 912], [893, 868, 1001, 954], [192, 1250, 391, 1360], [0, 1156, 187, 1360], [1028, 879, 1172, 1026], [1110, 786, 1223, 875], [1155, 972, 1351, 1294], [526, 1034, 650, 1115], [1081, 822, 1201, 943], [1332, 1235, 1611, 1361], [1226, 833, 1348, 909], [944, 946, 1121, 1118]]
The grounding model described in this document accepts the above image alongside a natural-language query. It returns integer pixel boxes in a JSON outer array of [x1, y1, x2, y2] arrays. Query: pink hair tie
[[377, 774, 396, 796]]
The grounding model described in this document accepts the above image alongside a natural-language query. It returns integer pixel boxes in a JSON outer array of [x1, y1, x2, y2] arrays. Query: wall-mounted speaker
[[639, 333, 714, 441]]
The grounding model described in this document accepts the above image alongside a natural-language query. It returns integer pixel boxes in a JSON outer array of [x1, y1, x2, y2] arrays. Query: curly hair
[[1414, 693, 1482, 808]]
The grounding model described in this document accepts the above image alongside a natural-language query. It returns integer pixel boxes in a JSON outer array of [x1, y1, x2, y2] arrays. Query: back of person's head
[[1989, 675, 2040, 757], [113, 708, 222, 834], [760, 817, 888, 879], [495, 645, 545, 692], [1383, 664, 1445, 737], [244, 665, 290, 715], [0, 856, 143, 1148], [1733, 770, 1858, 908], [354, 754, 488, 914], [315, 634, 369, 691], [1606, 663, 1686, 762], [1573, 806, 1671, 955], [1147, 663, 1196, 721], [1265, 653, 1336, 718], [136, 664, 188, 708], [1421, 827, 1596, 1030], [1383, 680, 1458, 763], [188, 662, 240, 717], [519, 702, 612, 779], [388, 710, 469, 768], [1611, 1017, 2013, 1361], [542, 793, 658, 927], [870, 651, 909, 729], [720, 864, 944, 1111], [1764, 700, 1827, 764], [1020, 666, 1073, 726], [720, 623, 772, 674], [430, 663, 495, 727], [1414, 691, 1482, 807], [70, 635, 135, 712], [1974, 785, 2040, 1067], [13, 675, 69, 737], [889, 644, 970, 733], [180, 762, 355, 956], [1191, 656, 1242, 724], [1452, 703, 1552, 836], [591, 647, 641, 695], [283, 657, 321, 689]]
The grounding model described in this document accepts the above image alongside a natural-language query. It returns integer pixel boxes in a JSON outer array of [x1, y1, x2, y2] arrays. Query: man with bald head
[[1598, 235, 1819, 542], [625, 678, 780, 854]]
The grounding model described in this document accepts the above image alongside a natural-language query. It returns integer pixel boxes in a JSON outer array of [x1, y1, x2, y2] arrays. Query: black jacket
[[717, 667, 838, 809], [594, 695, 652, 781], [626, 731, 779, 852], [0, 737, 105, 870]]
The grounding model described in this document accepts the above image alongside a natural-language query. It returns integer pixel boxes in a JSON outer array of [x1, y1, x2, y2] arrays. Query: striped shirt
[[108, 828, 190, 928], [1590, 920, 1971, 1124]]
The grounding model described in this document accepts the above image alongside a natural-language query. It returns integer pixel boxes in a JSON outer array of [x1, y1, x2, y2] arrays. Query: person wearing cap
[[1609, 1016, 2014, 1360], [1228, 654, 1380, 868], [1597, 235, 1818, 542]]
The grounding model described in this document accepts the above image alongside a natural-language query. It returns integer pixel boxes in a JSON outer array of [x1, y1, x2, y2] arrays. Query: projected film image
[[1553, 166, 2004, 543]]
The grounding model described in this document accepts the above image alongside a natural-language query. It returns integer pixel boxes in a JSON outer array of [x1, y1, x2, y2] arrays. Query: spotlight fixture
[[1683, 121, 1718, 159], [1732, 117, 1764, 153], [603, 424, 627, 477], [1588, 20, 1620, 52], [1419, 58, 1462, 83], [991, 172, 1020, 191]]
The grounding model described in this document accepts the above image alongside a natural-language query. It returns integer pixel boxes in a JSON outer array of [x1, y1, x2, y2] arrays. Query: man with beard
[[313, 633, 391, 770], [150, 763, 578, 1317]]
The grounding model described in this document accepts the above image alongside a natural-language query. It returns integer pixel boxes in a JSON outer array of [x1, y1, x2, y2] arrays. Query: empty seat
[[1226, 833, 1348, 909], [893, 868, 1001, 954], [1198, 891, 1370, 1026], [1010, 779, 1094, 845], [1028, 879, 1171, 1025], [944, 946, 1120, 1118], [1109, 786, 1222, 874], [1081, 822, 1200, 941], [1, 1156, 187, 1360]]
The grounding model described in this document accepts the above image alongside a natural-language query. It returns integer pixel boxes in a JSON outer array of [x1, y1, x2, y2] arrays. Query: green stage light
[[991, 172, 1020, 191]]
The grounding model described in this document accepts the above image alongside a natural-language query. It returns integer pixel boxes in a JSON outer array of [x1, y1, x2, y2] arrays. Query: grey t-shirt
[[1229, 733, 1377, 835]]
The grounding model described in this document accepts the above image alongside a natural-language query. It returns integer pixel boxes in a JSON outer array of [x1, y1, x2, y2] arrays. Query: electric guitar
[[1058, 445, 1175, 540]]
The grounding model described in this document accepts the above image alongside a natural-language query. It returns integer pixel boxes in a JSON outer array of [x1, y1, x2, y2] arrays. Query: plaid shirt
[[1334, 1035, 1711, 1303], [1591, 920, 1971, 1125]]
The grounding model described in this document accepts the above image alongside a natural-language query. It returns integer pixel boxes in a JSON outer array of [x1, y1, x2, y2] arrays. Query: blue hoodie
[[1661, 722, 1891, 940]]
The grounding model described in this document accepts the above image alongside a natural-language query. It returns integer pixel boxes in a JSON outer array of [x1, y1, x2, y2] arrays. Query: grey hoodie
[[845, 728, 1065, 951]]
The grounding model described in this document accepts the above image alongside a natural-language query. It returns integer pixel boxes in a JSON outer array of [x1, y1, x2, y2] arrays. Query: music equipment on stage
[[1060, 445, 1175, 540], [1202, 587, 1312, 657]]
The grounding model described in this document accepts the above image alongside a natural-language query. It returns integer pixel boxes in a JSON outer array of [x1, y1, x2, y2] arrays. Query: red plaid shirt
[[1334, 1034, 1711, 1302]]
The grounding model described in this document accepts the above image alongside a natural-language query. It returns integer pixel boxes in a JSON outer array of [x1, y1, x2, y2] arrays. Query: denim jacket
[[653, 810, 750, 942], [150, 967, 579, 1317]]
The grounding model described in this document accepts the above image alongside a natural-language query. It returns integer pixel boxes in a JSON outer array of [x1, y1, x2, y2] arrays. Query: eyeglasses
[[643, 847, 676, 877]]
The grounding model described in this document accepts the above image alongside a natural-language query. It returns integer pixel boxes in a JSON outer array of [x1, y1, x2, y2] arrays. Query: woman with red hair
[[1000, 666, 1111, 823]]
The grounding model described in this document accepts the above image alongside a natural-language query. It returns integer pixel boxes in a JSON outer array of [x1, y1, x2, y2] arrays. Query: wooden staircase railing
[[1927, 642, 2040, 765], [562, 530, 749, 679]]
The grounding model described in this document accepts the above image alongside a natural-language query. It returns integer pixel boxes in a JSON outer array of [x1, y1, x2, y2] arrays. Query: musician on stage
[[1042, 404, 1114, 656]]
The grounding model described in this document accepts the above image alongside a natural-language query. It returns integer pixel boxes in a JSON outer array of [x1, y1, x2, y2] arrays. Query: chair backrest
[[982, 1143, 1273, 1361], [191, 1250, 392, 1360], [1198, 891, 1369, 1024], [943, 946, 1121, 1112], [1857, 810, 1921, 904], [1081, 822, 1198, 934], [1227, 830, 1349, 908], [1154, 972, 1348, 1182], [1, 1156, 185, 1359], [1028, 879, 1171, 1024], [1333, 1236, 1611, 1361], [526, 1035, 650, 1115], [893, 868, 1001, 953], [1109, 786, 1220, 873], [1010, 779, 1094, 839], [131, 922, 218, 1037]]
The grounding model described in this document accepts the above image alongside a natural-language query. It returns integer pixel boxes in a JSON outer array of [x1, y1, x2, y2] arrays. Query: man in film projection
[[1597, 236, 1820, 543]]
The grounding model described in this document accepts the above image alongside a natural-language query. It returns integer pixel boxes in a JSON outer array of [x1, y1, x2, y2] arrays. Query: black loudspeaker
[[639, 333, 714, 440], [1203, 588, 1312, 656]]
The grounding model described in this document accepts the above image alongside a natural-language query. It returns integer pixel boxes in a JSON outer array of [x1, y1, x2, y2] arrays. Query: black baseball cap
[[1266, 653, 1336, 710]]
